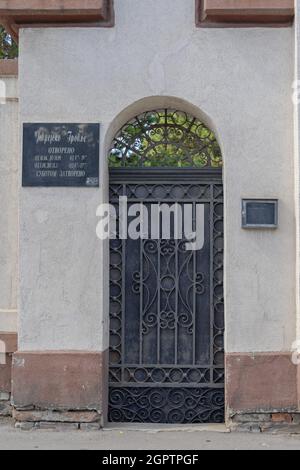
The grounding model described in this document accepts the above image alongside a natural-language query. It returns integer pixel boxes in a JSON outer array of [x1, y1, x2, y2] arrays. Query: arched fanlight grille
[[109, 109, 222, 168]]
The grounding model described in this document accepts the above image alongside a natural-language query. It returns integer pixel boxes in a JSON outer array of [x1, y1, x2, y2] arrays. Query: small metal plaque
[[242, 199, 278, 229], [22, 123, 100, 187]]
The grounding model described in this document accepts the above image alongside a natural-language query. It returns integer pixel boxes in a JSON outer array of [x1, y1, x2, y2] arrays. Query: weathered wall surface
[[0, 73, 18, 334], [294, 0, 300, 410], [18, 0, 295, 354]]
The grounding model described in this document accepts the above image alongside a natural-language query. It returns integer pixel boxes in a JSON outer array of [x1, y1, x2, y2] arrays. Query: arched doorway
[[108, 108, 224, 423]]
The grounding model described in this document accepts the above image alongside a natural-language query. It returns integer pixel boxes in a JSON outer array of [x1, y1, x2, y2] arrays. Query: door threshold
[[103, 423, 228, 433]]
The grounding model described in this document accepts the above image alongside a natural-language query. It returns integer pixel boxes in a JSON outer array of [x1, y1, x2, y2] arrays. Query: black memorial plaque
[[22, 123, 100, 187], [242, 199, 278, 228]]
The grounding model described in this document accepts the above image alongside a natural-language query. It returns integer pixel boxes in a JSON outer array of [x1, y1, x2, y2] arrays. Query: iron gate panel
[[109, 169, 224, 424]]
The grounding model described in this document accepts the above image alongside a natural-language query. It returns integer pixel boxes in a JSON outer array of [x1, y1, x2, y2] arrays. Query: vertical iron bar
[[157, 209, 161, 364], [139, 208, 144, 365], [209, 184, 214, 385], [174, 223, 179, 366], [121, 184, 126, 383], [192, 201, 196, 365]]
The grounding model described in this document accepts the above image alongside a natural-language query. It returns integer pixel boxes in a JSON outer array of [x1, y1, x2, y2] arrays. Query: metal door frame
[[108, 167, 224, 424]]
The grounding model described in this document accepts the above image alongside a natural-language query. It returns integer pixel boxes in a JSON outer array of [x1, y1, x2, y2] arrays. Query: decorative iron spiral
[[109, 109, 222, 168]]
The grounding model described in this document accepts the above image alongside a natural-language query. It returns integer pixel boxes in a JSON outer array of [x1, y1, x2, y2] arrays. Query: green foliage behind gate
[[0, 26, 18, 59]]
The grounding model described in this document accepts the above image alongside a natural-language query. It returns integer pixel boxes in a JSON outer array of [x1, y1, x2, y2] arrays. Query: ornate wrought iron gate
[[108, 168, 224, 424]]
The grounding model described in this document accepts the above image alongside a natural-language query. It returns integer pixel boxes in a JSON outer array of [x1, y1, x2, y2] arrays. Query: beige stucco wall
[[293, 0, 300, 362], [0, 75, 18, 333], [18, 0, 296, 353]]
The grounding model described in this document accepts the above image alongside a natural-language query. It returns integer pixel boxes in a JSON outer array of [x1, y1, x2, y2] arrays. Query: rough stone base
[[226, 353, 298, 412], [12, 409, 102, 430], [12, 409, 101, 423], [15, 421, 101, 431], [0, 392, 12, 417], [11, 350, 108, 428], [229, 412, 300, 433], [12, 351, 108, 413], [0, 333, 18, 399]]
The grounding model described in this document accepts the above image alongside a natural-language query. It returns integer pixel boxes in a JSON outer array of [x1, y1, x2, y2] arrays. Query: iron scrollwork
[[109, 181, 224, 424], [109, 109, 223, 169], [108, 109, 223, 424], [109, 388, 224, 424]]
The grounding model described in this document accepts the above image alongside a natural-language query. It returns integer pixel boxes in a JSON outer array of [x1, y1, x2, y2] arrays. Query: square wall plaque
[[242, 199, 278, 229], [22, 123, 100, 187]]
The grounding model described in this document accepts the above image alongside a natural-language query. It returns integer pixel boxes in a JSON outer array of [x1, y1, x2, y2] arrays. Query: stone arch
[[104, 96, 224, 163]]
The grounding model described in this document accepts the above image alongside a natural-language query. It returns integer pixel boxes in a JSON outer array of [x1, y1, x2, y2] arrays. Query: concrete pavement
[[0, 420, 300, 450]]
